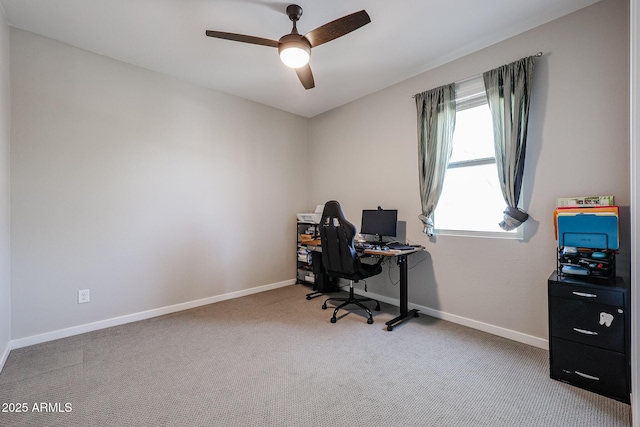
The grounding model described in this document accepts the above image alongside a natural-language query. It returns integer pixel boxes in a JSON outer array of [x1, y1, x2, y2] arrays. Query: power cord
[[384, 245, 428, 286]]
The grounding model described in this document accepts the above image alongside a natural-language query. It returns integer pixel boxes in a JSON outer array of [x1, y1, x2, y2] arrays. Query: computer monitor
[[360, 209, 398, 243]]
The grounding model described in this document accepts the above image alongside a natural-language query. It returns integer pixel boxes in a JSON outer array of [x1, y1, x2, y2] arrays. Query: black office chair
[[319, 200, 383, 324]]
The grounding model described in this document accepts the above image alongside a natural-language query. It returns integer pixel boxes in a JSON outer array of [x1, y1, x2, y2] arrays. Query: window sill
[[434, 228, 523, 240]]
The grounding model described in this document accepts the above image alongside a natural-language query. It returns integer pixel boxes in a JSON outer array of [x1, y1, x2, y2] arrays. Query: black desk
[[364, 247, 423, 331]]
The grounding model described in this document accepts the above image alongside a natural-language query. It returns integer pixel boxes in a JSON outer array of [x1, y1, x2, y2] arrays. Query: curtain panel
[[415, 83, 457, 236], [483, 56, 536, 231]]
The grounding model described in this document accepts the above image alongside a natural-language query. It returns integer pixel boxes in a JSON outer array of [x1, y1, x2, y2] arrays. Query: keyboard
[[354, 242, 373, 249], [386, 243, 415, 250]]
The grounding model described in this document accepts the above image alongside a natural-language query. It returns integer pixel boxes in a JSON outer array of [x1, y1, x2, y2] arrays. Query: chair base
[[305, 291, 323, 300], [322, 282, 380, 324]]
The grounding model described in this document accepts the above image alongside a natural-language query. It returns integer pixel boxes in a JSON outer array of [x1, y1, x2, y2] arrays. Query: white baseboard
[[7, 278, 547, 354], [0, 341, 10, 372], [10, 279, 295, 350], [352, 287, 548, 350]]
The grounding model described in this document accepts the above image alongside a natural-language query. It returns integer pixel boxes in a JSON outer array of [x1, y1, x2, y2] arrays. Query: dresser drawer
[[549, 296, 625, 352], [550, 338, 628, 402], [548, 282, 623, 306]]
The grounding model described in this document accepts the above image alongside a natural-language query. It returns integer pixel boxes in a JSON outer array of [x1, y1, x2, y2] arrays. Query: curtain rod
[[412, 52, 543, 98]]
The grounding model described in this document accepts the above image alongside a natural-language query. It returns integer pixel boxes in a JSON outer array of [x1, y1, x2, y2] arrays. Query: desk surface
[[363, 247, 424, 256], [305, 242, 424, 256]]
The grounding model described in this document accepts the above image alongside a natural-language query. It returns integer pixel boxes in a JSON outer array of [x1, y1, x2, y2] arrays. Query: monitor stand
[[369, 235, 386, 245]]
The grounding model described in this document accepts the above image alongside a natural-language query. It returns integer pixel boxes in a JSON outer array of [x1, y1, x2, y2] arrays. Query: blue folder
[[557, 213, 619, 249]]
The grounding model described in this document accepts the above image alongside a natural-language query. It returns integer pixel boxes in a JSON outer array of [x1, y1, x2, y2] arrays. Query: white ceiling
[[0, 0, 601, 118]]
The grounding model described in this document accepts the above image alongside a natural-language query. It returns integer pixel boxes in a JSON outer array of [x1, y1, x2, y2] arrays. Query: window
[[433, 76, 521, 238]]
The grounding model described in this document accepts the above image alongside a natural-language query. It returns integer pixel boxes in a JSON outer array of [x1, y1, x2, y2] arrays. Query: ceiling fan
[[205, 4, 371, 90]]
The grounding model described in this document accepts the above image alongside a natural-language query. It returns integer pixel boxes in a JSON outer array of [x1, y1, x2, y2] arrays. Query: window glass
[[434, 163, 507, 233], [449, 104, 494, 163]]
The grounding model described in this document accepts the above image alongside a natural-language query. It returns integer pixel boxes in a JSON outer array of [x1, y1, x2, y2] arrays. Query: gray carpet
[[0, 284, 631, 426]]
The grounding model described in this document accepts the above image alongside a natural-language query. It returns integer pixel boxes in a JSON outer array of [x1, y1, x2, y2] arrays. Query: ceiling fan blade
[[205, 30, 279, 48], [304, 10, 370, 48], [295, 64, 315, 90]]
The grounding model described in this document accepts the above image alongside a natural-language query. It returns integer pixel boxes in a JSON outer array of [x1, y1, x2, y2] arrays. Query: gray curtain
[[483, 56, 535, 231], [415, 83, 457, 236]]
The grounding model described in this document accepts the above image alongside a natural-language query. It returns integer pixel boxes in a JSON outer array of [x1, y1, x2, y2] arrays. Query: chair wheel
[[367, 318, 374, 324], [330, 317, 337, 323], [414, 312, 420, 318], [306, 296, 311, 300], [322, 303, 327, 309], [374, 304, 381, 311], [387, 325, 393, 331]]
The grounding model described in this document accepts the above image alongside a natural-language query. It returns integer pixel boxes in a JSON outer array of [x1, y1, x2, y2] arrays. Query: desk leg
[[385, 254, 419, 331]]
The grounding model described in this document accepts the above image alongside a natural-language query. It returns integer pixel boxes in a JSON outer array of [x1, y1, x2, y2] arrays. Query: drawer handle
[[573, 328, 598, 336], [572, 291, 597, 298], [575, 371, 600, 381]]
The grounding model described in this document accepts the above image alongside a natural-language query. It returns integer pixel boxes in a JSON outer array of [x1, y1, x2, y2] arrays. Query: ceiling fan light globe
[[279, 46, 310, 68], [278, 34, 311, 68]]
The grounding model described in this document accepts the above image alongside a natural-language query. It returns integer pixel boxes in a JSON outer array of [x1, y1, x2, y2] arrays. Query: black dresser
[[548, 271, 630, 403]]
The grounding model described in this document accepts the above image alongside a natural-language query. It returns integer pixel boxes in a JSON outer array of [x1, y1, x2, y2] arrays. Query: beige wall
[[10, 29, 310, 339], [309, 0, 629, 344], [0, 5, 11, 361], [5, 0, 630, 350]]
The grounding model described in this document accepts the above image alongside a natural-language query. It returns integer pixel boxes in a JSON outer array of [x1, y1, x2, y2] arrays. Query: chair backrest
[[319, 201, 359, 277]]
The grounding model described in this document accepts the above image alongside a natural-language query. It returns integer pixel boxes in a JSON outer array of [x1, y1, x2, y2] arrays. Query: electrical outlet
[[78, 289, 90, 304]]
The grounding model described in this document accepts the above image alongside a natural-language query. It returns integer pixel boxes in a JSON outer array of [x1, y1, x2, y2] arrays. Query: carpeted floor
[[0, 284, 632, 426]]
